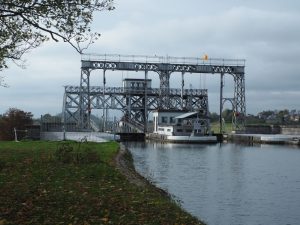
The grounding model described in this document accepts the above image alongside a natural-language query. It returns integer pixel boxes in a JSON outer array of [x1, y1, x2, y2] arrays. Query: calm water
[[126, 142, 300, 225]]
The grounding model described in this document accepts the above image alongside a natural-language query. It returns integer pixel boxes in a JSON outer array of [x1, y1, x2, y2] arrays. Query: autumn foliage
[[0, 108, 33, 140]]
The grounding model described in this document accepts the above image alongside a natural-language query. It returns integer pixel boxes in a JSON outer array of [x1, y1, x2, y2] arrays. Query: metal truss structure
[[63, 85, 208, 132], [62, 54, 246, 132]]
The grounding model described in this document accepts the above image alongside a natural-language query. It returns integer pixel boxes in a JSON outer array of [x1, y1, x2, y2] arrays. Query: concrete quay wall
[[227, 133, 300, 145], [280, 126, 300, 135], [245, 125, 300, 135], [40, 132, 119, 142]]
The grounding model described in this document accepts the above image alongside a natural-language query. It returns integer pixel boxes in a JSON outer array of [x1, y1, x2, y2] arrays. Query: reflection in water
[[126, 142, 300, 225]]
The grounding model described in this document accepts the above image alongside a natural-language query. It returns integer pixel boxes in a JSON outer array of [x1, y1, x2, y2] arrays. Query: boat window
[[161, 117, 168, 123], [170, 117, 175, 123], [176, 118, 182, 125]]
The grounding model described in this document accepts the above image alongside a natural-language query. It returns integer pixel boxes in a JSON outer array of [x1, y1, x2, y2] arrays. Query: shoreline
[[114, 143, 206, 225], [114, 143, 169, 193]]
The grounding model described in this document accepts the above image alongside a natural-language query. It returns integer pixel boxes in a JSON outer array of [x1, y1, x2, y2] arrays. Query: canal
[[125, 142, 300, 225]]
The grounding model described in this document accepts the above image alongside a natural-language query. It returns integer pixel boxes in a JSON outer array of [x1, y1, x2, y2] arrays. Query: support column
[[62, 87, 67, 137], [233, 73, 246, 130], [79, 68, 91, 130], [102, 69, 106, 132], [181, 72, 185, 109], [158, 70, 171, 109], [144, 70, 148, 133], [219, 72, 224, 133]]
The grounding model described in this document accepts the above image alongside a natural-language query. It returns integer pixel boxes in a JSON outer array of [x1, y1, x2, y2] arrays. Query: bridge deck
[[82, 53, 245, 66], [65, 86, 207, 96], [81, 54, 245, 74]]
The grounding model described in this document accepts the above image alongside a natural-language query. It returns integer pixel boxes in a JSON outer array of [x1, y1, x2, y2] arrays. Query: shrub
[[55, 142, 101, 164]]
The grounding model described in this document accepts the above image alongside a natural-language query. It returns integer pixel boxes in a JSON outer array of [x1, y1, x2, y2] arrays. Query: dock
[[117, 133, 145, 142], [227, 133, 300, 145]]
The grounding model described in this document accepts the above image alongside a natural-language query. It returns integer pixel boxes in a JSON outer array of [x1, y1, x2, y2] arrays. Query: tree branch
[[0, 0, 115, 69]]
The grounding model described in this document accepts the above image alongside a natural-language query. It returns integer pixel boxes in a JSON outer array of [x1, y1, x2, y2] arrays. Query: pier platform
[[227, 133, 300, 145], [117, 133, 145, 142]]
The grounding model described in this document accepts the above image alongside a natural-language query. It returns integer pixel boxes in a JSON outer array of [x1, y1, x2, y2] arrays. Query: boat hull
[[147, 133, 218, 143]]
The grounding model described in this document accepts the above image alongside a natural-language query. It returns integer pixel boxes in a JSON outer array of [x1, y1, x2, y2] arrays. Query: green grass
[[211, 122, 234, 134], [0, 141, 203, 225]]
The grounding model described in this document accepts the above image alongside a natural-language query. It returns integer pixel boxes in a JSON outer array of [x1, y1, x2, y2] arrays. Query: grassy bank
[[211, 122, 233, 134], [0, 141, 204, 225]]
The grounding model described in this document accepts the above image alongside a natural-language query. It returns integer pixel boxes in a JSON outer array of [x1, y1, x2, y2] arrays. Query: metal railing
[[81, 53, 246, 67], [65, 86, 208, 96]]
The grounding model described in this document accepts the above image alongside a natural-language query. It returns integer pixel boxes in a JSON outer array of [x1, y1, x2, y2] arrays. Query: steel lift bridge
[[62, 54, 245, 133]]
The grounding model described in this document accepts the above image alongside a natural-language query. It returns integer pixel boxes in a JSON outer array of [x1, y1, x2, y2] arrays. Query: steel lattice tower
[[62, 54, 246, 132]]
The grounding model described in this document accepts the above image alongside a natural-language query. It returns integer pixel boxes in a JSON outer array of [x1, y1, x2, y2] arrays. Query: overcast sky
[[1, 0, 300, 117]]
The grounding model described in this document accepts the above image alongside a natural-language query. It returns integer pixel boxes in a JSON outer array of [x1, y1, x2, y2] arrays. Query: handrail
[[64, 86, 208, 96], [81, 53, 245, 67]]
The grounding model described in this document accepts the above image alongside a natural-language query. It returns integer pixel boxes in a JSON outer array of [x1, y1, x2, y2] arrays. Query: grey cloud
[[1, 0, 300, 116]]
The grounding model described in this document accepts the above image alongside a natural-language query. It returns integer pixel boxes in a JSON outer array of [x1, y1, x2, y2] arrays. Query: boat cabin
[[153, 110, 210, 136]]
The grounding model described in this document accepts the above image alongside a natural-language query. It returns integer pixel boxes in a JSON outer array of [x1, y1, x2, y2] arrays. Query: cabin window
[[177, 118, 182, 125], [170, 117, 175, 124], [158, 128, 164, 131], [161, 117, 168, 123], [167, 129, 171, 132]]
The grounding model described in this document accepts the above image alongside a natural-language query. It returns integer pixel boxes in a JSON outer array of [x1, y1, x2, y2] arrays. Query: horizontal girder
[[81, 54, 245, 73], [64, 86, 208, 111], [64, 85, 207, 97], [82, 60, 245, 74]]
